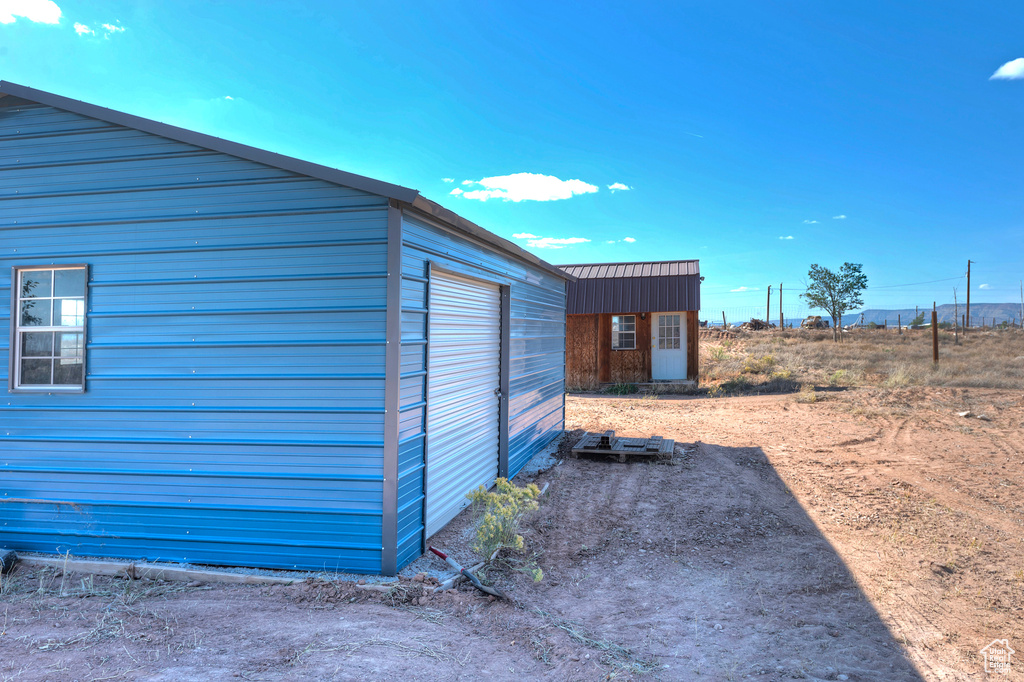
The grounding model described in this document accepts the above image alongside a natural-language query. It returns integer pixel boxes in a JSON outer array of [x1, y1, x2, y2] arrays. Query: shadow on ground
[[508, 438, 925, 680]]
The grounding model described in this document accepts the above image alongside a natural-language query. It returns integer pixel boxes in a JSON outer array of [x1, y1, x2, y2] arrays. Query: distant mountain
[[839, 303, 1023, 326]]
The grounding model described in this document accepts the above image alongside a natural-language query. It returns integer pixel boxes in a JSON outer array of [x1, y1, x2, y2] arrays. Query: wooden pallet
[[571, 430, 675, 462]]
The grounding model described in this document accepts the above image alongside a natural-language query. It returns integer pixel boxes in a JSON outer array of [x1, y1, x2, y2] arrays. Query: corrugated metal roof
[[557, 260, 701, 314], [558, 260, 700, 279], [0, 81, 569, 282]]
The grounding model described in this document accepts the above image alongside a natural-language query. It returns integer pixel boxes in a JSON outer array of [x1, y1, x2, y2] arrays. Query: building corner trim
[[381, 202, 403, 575]]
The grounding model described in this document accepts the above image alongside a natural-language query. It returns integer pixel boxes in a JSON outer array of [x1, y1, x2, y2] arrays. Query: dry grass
[[700, 327, 1024, 392]]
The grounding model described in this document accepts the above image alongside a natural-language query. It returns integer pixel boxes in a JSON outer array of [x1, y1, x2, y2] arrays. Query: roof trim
[[556, 259, 699, 269], [557, 260, 700, 281], [0, 81, 568, 280], [0, 80, 419, 203]]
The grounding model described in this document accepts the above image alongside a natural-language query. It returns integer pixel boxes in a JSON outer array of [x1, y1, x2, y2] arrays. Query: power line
[[869, 276, 963, 290], [710, 274, 964, 295]]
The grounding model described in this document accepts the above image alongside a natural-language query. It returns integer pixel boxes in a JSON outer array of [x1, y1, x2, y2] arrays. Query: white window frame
[[9, 265, 89, 393], [611, 314, 636, 350]]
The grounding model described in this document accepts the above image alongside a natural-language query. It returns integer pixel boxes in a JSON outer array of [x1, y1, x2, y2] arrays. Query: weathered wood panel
[[608, 313, 651, 384], [687, 310, 699, 381], [598, 314, 611, 383], [566, 314, 599, 390]]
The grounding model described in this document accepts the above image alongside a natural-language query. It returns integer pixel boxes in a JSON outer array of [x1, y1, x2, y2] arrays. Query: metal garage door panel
[[425, 271, 501, 537]]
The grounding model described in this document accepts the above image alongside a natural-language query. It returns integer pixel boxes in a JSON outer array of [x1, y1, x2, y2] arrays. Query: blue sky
[[2, 1, 1023, 317]]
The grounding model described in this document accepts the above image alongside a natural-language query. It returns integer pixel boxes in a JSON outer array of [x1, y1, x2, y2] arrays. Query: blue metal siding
[[0, 102, 388, 572], [398, 213, 565, 559]]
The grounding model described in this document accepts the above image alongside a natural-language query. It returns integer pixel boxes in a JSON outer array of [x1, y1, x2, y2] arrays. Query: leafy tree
[[909, 311, 926, 326], [801, 263, 868, 342]]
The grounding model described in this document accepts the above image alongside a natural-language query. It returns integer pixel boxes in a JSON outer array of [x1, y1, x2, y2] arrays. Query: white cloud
[[832, 214, 847, 220], [990, 58, 1024, 80], [606, 240, 616, 244], [524, 236, 590, 249], [980, 283, 991, 290], [779, 235, 794, 240], [442, 178, 454, 183], [75, 19, 125, 37], [449, 187, 463, 196], [512, 233, 591, 249], [803, 219, 818, 224], [607, 182, 632, 192], [224, 96, 234, 101], [730, 286, 759, 292], [452, 173, 598, 202], [623, 237, 636, 243], [0, 0, 62, 24]]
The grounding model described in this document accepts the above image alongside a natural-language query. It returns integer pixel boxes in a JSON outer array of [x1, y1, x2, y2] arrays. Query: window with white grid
[[658, 314, 681, 349], [611, 315, 636, 350], [12, 266, 88, 391]]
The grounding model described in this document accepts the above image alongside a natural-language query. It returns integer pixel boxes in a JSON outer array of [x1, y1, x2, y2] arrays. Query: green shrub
[[742, 354, 777, 374], [719, 375, 751, 393], [606, 382, 638, 395], [828, 369, 848, 386], [467, 478, 541, 561]]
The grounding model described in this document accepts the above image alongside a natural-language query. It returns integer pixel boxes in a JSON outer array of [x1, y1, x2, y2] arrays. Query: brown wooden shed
[[558, 260, 701, 390]]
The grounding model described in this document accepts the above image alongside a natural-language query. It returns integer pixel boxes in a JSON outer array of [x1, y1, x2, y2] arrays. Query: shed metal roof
[[0, 81, 569, 281], [557, 260, 701, 314], [559, 260, 699, 279]]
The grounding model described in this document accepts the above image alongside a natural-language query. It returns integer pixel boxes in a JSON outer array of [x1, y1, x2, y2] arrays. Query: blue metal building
[[0, 82, 567, 575]]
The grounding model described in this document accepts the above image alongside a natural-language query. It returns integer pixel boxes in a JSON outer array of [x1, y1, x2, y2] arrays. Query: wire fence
[[702, 302, 1023, 329], [701, 268, 1023, 327]]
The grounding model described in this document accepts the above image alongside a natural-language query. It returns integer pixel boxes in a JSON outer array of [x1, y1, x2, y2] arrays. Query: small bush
[[467, 478, 541, 561], [828, 369, 848, 386], [883, 363, 913, 388], [742, 354, 777, 374], [795, 384, 818, 403], [606, 382, 638, 395], [719, 375, 751, 393]]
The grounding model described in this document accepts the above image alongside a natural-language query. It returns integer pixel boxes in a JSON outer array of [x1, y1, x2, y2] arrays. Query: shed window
[[11, 266, 87, 391], [658, 314, 681, 349], [611, 315, 636, 350]]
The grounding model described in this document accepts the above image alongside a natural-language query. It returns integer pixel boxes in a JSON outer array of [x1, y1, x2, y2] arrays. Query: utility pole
[[966, 259, 972, 329], [779, 283, 784, 328], [953, 287, 959, 345], [766, 285, 771, 325]]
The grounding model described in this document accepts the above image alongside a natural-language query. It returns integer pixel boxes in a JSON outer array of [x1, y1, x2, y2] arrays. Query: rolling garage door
[[425, 271, 501, 537]]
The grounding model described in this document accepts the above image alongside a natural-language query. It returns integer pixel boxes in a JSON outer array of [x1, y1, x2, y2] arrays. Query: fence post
[[722, 311, 727, 328], [932, 308, 939, 365], [898, 314, 902, 335]]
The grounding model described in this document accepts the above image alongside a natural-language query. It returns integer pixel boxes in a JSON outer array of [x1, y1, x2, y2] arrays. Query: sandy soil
[[1, 387, 1021, 681]]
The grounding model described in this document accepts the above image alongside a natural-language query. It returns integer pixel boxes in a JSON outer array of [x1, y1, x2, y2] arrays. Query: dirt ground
[[2, 386, 1022, 681]]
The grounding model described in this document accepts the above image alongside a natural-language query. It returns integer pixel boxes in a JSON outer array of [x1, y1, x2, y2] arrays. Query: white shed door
[[652, 312, 687, 380], [425, 271, 501, 537]]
